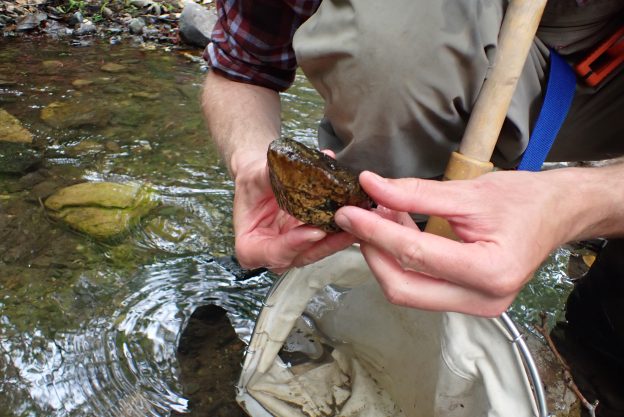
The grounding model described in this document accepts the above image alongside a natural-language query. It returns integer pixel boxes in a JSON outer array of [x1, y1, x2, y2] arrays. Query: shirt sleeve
[[204, 0, 320, 92]]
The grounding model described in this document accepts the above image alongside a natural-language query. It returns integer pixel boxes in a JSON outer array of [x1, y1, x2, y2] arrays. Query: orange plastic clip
[[574, 26, 624, 87]]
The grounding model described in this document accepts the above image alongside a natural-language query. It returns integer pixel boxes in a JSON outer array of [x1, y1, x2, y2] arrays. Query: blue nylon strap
[[517, 50, 577, 171]]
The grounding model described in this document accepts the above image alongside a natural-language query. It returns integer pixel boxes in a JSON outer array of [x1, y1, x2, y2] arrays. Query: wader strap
[[517, 50, 576, 171]]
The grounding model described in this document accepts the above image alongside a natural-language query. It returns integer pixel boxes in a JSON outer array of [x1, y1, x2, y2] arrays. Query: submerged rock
[[72, 79, 94, 88], [40, 100, 111, 129], [0, 109, 33, 144], [0, 109, 40, 173], [42, 60, 64, 70], [0, 142, 41, 174], [130, 91, 160, 100], [41, 60, 65, 75], [101, 62, 127, 73], [44, 182, 158, 240]]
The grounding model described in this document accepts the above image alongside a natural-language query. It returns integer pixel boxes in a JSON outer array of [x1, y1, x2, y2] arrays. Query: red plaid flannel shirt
[[204, 0, 320, 91]]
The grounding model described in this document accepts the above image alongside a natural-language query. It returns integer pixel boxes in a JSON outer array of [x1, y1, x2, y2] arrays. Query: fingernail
[[334, 212, 352, 231], [362, 170, 387, 182], [308, 229, 326, 242]]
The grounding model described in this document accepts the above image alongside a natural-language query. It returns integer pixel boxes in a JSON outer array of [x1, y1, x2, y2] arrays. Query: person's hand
[[232, 155, 356, 273], [334, 169, 586, 317], [201, 72, 356, 273]]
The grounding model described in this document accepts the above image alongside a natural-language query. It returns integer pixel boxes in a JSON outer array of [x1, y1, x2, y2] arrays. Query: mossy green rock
[[45, 182, 157, 240]]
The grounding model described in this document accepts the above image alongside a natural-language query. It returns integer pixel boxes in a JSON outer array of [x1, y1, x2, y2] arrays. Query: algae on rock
[[45, 182, 158, 240]]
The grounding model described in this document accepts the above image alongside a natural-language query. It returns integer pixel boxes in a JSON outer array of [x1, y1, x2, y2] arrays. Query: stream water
[[0, 38, 575, 417]]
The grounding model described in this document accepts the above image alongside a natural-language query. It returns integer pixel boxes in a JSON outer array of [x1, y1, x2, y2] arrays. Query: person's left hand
[[334, 169, 582, 317]]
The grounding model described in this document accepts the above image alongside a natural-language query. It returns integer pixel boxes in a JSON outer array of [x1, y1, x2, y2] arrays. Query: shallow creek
[[0, 38, 574, 416]]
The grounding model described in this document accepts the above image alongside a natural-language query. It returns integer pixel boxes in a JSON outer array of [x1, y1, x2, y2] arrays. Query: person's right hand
[[232, 156, 357, 273], [201, 73, 351, 272]]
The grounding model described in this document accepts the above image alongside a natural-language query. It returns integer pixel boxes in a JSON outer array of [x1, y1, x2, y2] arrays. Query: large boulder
[[179, 1, 217, 48], [45, 182, 158, 240]]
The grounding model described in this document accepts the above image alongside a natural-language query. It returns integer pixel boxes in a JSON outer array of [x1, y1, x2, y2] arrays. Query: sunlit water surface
[[0, 38, 573, 416]]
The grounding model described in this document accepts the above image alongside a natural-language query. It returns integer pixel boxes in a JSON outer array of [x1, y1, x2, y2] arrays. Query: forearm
[[559, 162, 624, 241], [201, 71, 281, 178]]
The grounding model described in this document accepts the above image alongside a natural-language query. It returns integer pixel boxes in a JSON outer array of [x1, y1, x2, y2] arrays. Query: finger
[[236, 225, 326, 269], [320, 149, 336, 159], [271, 232, 357, 274], [290, 231, 357, 268], [360, 244, 514, 317], [372, 206, 420, 230], [245, 228, 355, 272], [359, 171, 474, 217], [335, 206, 514, 295], [236, 190, 301, 235]]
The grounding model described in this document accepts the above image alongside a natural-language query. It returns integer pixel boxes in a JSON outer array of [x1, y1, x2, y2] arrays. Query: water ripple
[[0, 255, 272, 417]]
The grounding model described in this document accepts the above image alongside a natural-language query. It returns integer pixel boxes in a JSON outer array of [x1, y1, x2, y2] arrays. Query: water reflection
[[510, 246, 574, 329]]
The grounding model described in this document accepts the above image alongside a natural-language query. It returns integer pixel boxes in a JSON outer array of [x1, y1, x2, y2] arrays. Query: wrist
[[229, 142, 272, 180], [553, 163, 624, 242], [201, 71, 281, 179]]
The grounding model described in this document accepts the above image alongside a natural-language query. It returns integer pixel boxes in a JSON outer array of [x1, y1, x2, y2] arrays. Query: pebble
[[74, 21, 96, 36], [67, 11, 83, 27], [101, 63, 127, 73], [128, 17, 146, 35], [42, 60, 64, 69], [72, 79, 94, 88], [102, 7, 114, 19]]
